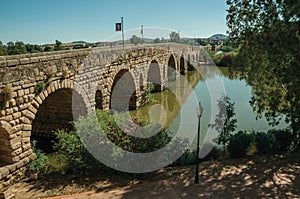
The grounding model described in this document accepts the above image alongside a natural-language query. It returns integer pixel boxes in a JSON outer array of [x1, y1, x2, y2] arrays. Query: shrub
[[176, 149, 197, 166], [95, 110, 174, 153], [146, 82, 154, 102], [268, 129, 297, 151], [29, 140, 50, 174], [203, 145, 223, 160], [53, 129, 95, 174], [255, 132, 275, 154], [227, 131, 253, 158], [53, 110, 188, 173]]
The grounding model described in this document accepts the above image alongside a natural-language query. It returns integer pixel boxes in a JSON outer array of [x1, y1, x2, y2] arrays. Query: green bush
[[227, 131, 253, 158], [255, 132, 275, 154], [53, 110, 188, 173], [53, 129, 95, 174], [268, 129, 297, 151], [29, 140, 50, 174], [176, 149, 197, 166], [95, 110, 173, 153], [203, 145, 223, 160]]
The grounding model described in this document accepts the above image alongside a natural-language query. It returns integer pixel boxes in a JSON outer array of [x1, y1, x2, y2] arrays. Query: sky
[[0, 0, 228, 44]]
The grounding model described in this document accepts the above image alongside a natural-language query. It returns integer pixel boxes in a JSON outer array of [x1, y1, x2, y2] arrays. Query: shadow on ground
[[8, 149, 300, 199]]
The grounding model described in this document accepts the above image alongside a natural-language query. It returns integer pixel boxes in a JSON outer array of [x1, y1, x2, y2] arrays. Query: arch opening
[[110, 69, 137, 111], [147, 60, 162, 93], [167, 55, 176, 82], [180, 56, 185, 74], [32, 88, 87, 153], [95, 90, 103, 110]]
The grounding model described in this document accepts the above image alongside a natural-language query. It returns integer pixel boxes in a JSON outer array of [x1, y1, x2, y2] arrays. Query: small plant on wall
[[61, 69, 69, 80], [35, 80, 51, 95], [0, 84, 14, 109], [45, 68, 54, 79]]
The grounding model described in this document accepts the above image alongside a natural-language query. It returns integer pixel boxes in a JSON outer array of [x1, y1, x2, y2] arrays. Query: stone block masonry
[[0, 43, 202, 187]]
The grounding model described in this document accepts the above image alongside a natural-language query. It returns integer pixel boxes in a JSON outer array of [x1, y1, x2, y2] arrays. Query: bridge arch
[[147, 60, 162, 92], [95, 86, 104, 110], [30, 80, 88, 152], [109, 69, 137, 111], [167, 54, 177, 82], [180, 56, 185, 74]]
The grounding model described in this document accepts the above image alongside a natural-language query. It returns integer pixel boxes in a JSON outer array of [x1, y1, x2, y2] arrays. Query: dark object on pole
[[115, 23, 122, 31], [195, 102, 203, 184], [121, 17, 124, 48]]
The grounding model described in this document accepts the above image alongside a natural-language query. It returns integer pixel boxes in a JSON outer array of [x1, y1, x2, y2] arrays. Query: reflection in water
[[132, 67, 287, 147]]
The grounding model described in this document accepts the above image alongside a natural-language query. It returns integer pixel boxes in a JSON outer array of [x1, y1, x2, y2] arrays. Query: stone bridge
[[0, 43, 204, 186]]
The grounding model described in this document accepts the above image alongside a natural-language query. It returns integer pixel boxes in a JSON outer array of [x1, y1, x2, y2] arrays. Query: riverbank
[[4, 148, 300, 198]]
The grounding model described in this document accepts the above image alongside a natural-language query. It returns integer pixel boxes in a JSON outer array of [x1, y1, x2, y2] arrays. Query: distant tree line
[[0, 40, 65, 56]]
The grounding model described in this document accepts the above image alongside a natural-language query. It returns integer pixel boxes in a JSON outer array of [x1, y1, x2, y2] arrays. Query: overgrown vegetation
[[227, 131, 253, 158], [51, 110, 188, 174], [227, 0, 300, 133], [29, 141, 50, 174], [35, 79, 51, 95], [145, 82, 155, 102]]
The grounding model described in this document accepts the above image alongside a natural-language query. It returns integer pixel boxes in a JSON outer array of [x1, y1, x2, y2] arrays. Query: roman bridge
[[0, 43, 204, 186]]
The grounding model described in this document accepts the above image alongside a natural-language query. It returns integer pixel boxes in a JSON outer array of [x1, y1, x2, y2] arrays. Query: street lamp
[[195, 102, 203, 184]]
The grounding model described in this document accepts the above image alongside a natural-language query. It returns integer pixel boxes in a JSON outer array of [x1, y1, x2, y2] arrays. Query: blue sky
[[0, 0, 228, 44]]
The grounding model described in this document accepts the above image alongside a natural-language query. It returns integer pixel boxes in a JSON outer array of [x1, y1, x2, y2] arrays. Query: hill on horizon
[[210, 34, 228, 39]]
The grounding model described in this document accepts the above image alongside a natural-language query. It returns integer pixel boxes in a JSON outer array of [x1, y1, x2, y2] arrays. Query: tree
[[154, 38, 161, 43], [169, 31, 180, 43], [209, 95, 237, 150], [7, 41, 26, 55], [44, 45, 53, 52], [54, 40, 63, 51], [0, 41, 7, 56], [227, 0, 300, 132], [130, 35, 141, 45]]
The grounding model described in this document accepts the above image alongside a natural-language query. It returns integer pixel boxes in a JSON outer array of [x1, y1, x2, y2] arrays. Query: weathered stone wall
[[0, 43, 202, 187]]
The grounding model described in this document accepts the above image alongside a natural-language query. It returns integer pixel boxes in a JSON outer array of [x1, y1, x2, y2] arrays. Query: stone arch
[[180, 56, 185, 74], [147, 60, 162, 92], [167, 54, 177, 82], [109, 69, 137, 111], [30, 80, 88, 152], [0, 121, 14, 165], [95, 87, 103, 110]]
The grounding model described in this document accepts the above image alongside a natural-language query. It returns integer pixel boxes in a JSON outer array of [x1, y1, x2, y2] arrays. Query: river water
[[132, 66, 287, 148]]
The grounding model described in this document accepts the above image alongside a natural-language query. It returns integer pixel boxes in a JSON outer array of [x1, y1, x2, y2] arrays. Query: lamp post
[[121, 17, 124, 48], [195, 102, 203, 184]]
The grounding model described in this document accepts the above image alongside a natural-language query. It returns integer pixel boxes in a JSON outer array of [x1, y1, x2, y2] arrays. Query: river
[[132, 66, 287, 148]]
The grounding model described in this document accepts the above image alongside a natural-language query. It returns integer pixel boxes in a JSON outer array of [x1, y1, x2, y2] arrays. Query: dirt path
[[5, 151, 300, 199]]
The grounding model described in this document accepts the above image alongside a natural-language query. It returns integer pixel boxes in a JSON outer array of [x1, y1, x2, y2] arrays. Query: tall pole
[[121, 17, 124, 48], [195, 102, 203, 184], [195, 114, 201, 184], [141, 25, 144, 43]]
